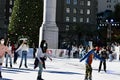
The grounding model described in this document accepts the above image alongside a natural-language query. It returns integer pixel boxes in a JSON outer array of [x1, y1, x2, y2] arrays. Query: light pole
[[106, 19, 113, 45], [99, 19, 119, 46]]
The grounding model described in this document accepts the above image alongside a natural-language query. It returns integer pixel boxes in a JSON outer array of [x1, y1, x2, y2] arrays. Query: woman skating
[[15, 40, 29, 68], [0, 37, 12, 78], [36, 40, 52, 80]]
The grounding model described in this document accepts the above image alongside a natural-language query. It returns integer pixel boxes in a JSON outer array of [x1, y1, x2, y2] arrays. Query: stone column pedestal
[[39, 0, 58, 49]]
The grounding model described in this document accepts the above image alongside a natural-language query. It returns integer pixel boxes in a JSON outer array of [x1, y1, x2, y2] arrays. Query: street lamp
[[106, 19, 113, 44], [99, 19, 120, 45]]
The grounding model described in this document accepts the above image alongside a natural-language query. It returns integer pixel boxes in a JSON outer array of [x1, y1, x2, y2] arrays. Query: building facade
[[0, 0, 6, 38], [98, 0, 119, 13], [56, 0, 98, 48], [5, 0, 14, 25], [2, 0, 98, 48], [0, 0, 14, 38]]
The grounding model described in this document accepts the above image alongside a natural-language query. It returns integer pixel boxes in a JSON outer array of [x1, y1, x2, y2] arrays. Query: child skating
[[80, 46, 104, 80]]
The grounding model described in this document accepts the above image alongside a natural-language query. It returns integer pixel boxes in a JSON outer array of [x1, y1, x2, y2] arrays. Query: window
[[73, 8, 77, 13], [73, 0, 77, 5], [10, 0, 13, 5], [87, 9, 90, 15], [86, 18, 90, 23], [9, 8, 12, 13], [66, 17, 70, 22], [80, 9, 83, 14], [80, 18, 83, 22], [9, 17, 11, 21], [107, 0, 111, 2], [107, 4, 111, 8], [66, 25, 70, 31], [66, 0, 70, 4], [73, 26, 76, 30], [4, 9, 6, 13], [66, 8, 70, 13], [73, 17, 76, 22], [80, 1, 84, 5], [114, 0, 117, 3], [87, 1, 91, 6]]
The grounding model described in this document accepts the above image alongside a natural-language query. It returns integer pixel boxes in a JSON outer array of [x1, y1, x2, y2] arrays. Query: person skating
[[66, 44, 72, 58], [98, 47, 108, 72], [32, 42, 37, 58], [0, 37, 12, 78], [15, 40, 29, 68], [5, 41, 13, 68], [80, 46, 104, 80], [13, 42, 18, 64], [35, 40, 52, 80]]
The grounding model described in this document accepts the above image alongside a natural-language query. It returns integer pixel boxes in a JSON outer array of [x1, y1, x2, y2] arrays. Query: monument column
[[39, 0, 58, 49]]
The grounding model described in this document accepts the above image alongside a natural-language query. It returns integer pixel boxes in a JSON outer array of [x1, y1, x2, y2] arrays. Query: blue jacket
[[80, 49, 104, 65]]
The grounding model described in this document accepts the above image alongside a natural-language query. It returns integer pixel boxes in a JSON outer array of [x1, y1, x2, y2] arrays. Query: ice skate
[[37, 75, 44, 80], [89, 78, 92, 80], [0, 72, 2, 78], [84, 78, 88, 80]]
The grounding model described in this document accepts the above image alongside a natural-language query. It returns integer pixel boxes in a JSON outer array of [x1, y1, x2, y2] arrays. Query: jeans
[[6, 53, 12, 67], [14, 51, 19, 64], [19, 51, 27, 68], [38, 62, 43, 76]]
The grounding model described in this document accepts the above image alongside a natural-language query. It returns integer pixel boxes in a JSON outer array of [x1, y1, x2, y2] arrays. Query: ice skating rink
[[2, 58, 120, 80]]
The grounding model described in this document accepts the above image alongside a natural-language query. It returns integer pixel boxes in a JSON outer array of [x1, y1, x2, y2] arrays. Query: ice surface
[[1, 58, 120, 80]]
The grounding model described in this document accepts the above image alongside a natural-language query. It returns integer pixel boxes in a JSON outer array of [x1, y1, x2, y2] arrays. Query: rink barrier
[[17, 48, 68, 58], [46, 49, 68, 58]]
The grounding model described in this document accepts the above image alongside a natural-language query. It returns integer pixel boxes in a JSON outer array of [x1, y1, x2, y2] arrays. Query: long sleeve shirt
[[16, 44, 29, 52], [36, 48, 51, 62], [0, 44, 11, 58], [80, 49, 104, 65]]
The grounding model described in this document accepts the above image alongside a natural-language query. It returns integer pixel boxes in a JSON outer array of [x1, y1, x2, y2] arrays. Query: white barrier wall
[[47, 49, 68, 58], [18, 48, 68, 58], [18, 48, 34, 58]]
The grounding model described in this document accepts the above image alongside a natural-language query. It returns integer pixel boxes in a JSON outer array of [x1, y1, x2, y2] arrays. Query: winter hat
[[0, 37, 4, 40]]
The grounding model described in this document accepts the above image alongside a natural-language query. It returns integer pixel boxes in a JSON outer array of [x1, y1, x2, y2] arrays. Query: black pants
[[33, 48, 36, 58], [14, 52, 18, 63], [40, 57, 46, 69], [98, 60, 106, 72], [68, 51, 71, 58]]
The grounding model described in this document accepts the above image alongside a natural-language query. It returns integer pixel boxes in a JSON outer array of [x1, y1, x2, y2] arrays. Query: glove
[[80, 59, 82, 62]]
